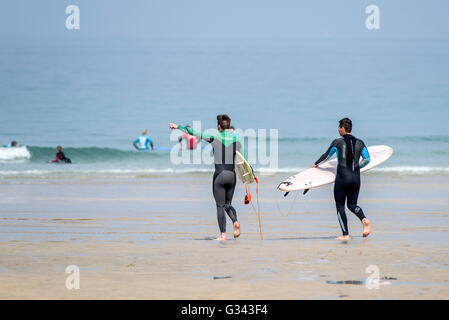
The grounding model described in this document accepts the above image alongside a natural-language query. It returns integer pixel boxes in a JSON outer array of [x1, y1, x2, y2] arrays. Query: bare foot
[[214, 233, 227, 242], [336, 235, 350, 241], [362, 218, 371, 237], [233, 221, 241, 238]]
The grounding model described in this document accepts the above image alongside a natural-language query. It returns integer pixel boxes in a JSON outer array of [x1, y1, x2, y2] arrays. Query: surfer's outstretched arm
[[314, 139, 338, 166], [169, 123, 215, 143]]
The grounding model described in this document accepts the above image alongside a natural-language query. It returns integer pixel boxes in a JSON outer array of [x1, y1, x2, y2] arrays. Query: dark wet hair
[[217, 114, 231, 130], [11, 141, 17, 146], [339, 118, 352, 133]]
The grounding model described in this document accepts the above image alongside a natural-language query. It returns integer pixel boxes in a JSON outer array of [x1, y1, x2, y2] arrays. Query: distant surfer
[[3, 141, 18, 148], [51, 146, 71, 163], [178, 125, 199, 150], [313, 118, 371, 240], [133, 130, 154, 151], [169, 115, 244, 242]]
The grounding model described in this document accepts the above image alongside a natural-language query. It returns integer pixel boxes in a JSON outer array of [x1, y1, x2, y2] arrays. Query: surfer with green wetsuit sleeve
[[169, 115, 245, 242]]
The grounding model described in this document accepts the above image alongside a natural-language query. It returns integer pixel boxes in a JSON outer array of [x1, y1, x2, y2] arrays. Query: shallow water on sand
[[0, 174, 448, 245]]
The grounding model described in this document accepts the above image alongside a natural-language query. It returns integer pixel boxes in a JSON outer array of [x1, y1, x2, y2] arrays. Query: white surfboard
[[235, 150, 255, 184], [278, 145, 393, 192]]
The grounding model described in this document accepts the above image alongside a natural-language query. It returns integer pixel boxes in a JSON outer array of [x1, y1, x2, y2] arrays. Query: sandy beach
[[2, 0, 449, 302], [0, 173, 448, 299]]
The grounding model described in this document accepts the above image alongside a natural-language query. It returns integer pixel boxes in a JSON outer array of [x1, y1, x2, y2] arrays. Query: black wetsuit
[[213, 165, 238, 232], [54, 151, 71, 163], [315, 134, 370, 235], [178, 126, 244, 233]]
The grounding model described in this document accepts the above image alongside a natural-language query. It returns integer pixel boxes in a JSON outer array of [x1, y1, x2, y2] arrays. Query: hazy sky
[[1, 0, 448, 38]]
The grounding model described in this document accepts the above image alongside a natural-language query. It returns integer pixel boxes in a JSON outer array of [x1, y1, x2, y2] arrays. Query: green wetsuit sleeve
[[178, 125, 215, 143]]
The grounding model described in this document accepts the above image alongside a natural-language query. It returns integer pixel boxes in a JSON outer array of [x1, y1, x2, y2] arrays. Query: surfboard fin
[[283, 192, 290, 197], [303, 189, 310, 195]]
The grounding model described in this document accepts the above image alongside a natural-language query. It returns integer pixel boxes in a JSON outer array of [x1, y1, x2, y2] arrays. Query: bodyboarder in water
[[133, 130, 154, 151], [169, 115, 244, 242], [51, 146, 71, 163], [313, 118, 371, 241]]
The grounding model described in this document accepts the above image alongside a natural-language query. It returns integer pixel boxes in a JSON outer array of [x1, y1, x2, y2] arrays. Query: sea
[[1, 36, 448, 180]]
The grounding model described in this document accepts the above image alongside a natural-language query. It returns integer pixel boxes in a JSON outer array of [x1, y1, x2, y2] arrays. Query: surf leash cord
[[244, 177, 263, 240], [274, 182, 302, 217]]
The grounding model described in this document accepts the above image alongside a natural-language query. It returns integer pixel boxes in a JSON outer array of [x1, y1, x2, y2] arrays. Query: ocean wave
[[1, 138, 447, 165], [25, 146, 171, 163], [0, 146, 31, 161], [0, 167, 214, 178], [265, 166, 449, 175], [260, 166, 449, 175], [276, 135, 449, 143], [370, 166, 449, 174], [0, 166, 448, 178]]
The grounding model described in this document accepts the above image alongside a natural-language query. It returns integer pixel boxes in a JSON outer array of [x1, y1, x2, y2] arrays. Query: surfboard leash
[[274, 183, 299, 217], [244, 177, 263, 240]]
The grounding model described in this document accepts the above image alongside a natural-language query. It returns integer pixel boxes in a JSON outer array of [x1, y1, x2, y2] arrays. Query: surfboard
[[153, 146, 171, 152], [278, 145, 393, 192], [234, 150, 255, 184]]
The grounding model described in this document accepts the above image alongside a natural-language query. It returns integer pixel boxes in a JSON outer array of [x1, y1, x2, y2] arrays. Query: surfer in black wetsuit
[[51, 146, 72, 163], [169, 115, 245, 242], [313, 118, 371, 240]]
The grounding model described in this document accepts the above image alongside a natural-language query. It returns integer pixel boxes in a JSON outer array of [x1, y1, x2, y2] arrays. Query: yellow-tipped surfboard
[[235, 150, 263, 239], [234, 151, 255, 184]]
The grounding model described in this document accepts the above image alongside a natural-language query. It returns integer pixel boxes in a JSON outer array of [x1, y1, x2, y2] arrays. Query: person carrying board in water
[[169, 115, 244, 242], [313, 118, 371, 241], [133, 129, 154, 151]]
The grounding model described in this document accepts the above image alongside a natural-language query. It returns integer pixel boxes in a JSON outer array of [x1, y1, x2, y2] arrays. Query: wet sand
[[0, 174, 448, 299]]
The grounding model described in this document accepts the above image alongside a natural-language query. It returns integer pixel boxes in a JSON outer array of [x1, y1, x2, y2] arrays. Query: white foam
[[371, 166, 449, 174], [257, 167, 305, 174], [0, 165, 448, 178], [0, 167, 215, 177], [0, 146, 31, 161]]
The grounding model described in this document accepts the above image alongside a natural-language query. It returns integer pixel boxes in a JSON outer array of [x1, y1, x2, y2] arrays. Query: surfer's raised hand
[[168, 123, 178, 130]]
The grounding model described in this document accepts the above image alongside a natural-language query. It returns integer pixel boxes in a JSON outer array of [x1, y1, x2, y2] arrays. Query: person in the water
[[313, 118, 371, 241], [178, 125, 199, 150], [133, 130, 154, 151], [3, 141, 18, 148], [51, 146, 72, 163], [169, 115, 244, 242]]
